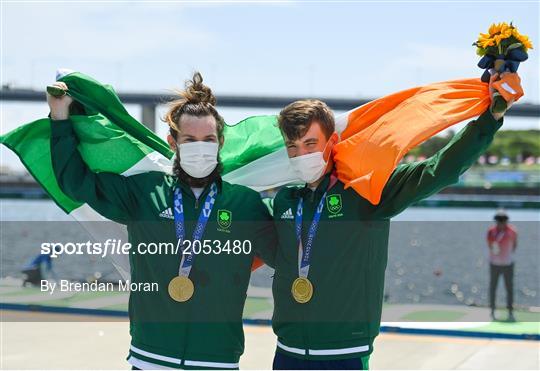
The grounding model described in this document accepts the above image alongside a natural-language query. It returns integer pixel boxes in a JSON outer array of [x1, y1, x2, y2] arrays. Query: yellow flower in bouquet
[[473, 22, 532, 112], [512, 29, 533, 51], [493, 25, 512, 44], [474, 22, 533, 55], [478, 33, 495, 49], [488, 22, 503, 36]]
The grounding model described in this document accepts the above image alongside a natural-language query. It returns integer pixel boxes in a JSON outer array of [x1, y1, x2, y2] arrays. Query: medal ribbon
[[295, 175, 338, 279], [173, 182, 218, 277]]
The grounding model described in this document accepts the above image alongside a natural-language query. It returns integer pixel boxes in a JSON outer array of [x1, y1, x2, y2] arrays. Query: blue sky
[[1, 1, 539, 170]]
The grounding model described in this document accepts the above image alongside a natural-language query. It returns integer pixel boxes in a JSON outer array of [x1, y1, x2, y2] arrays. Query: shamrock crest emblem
[[326, 194, 342, 214], [217, 209, 232, 229]]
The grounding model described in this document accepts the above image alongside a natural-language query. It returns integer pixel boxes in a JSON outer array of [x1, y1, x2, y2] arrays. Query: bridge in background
[[2, 86, 540, 207], [2, 87, 539, 131]]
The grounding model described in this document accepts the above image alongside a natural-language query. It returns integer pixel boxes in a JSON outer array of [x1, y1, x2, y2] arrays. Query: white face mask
[[289, 150, 328, 184], [177, 141, 219, 178]]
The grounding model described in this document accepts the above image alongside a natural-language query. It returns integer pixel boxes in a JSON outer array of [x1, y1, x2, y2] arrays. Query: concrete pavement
[[1, 310, 538, 369]]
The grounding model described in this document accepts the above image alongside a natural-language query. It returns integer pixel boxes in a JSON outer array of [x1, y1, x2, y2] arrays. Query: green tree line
[[408, 129, 540, 161]]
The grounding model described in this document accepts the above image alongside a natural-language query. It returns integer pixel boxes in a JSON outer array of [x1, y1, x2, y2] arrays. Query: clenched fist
[[46, 82, 73, 121]]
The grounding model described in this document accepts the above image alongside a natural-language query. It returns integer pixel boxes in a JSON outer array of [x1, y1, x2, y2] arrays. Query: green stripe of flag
[[1, 71, 288, 215]]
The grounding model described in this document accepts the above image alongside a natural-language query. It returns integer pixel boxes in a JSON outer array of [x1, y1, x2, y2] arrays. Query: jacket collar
[[174, 175, 223, 199], [295, 170, 333, 199]]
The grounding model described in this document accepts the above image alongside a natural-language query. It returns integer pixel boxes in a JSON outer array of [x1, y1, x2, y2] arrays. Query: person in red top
[[487, 210, 518, 321]]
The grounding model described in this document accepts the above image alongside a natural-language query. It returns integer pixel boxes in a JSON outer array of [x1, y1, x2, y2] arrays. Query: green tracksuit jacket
[[271, 111, 503, 361], [50, 119, 276, 369]]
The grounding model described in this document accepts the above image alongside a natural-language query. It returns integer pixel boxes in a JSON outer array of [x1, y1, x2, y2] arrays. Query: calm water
[[1, 199, 539, 308]]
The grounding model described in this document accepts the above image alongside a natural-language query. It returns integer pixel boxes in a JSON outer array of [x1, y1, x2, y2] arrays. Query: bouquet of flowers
[[474, 22, 533, 113]]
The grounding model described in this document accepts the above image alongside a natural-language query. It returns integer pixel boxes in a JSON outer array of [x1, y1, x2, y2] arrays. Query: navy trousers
[[273, 351, 367, 370]]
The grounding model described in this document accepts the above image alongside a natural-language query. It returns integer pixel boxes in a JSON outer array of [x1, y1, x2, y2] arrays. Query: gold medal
[[291, 277, 313, 303], [168, 276, 194, 302]]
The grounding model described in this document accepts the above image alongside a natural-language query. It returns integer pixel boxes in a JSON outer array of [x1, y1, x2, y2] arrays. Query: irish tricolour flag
[[2, 70, 495, 275]]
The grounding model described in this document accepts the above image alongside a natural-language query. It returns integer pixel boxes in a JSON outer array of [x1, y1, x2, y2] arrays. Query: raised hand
[[46, 82, 73, 121], [489, 72, 515, 121]]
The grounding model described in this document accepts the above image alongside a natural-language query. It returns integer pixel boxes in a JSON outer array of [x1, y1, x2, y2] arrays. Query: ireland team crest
[[217, 209, 232, 229], [326, 194, 342, 214]]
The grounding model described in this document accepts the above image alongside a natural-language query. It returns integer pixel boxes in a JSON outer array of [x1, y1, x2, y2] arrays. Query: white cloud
[[2, 3, 216, 86]]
